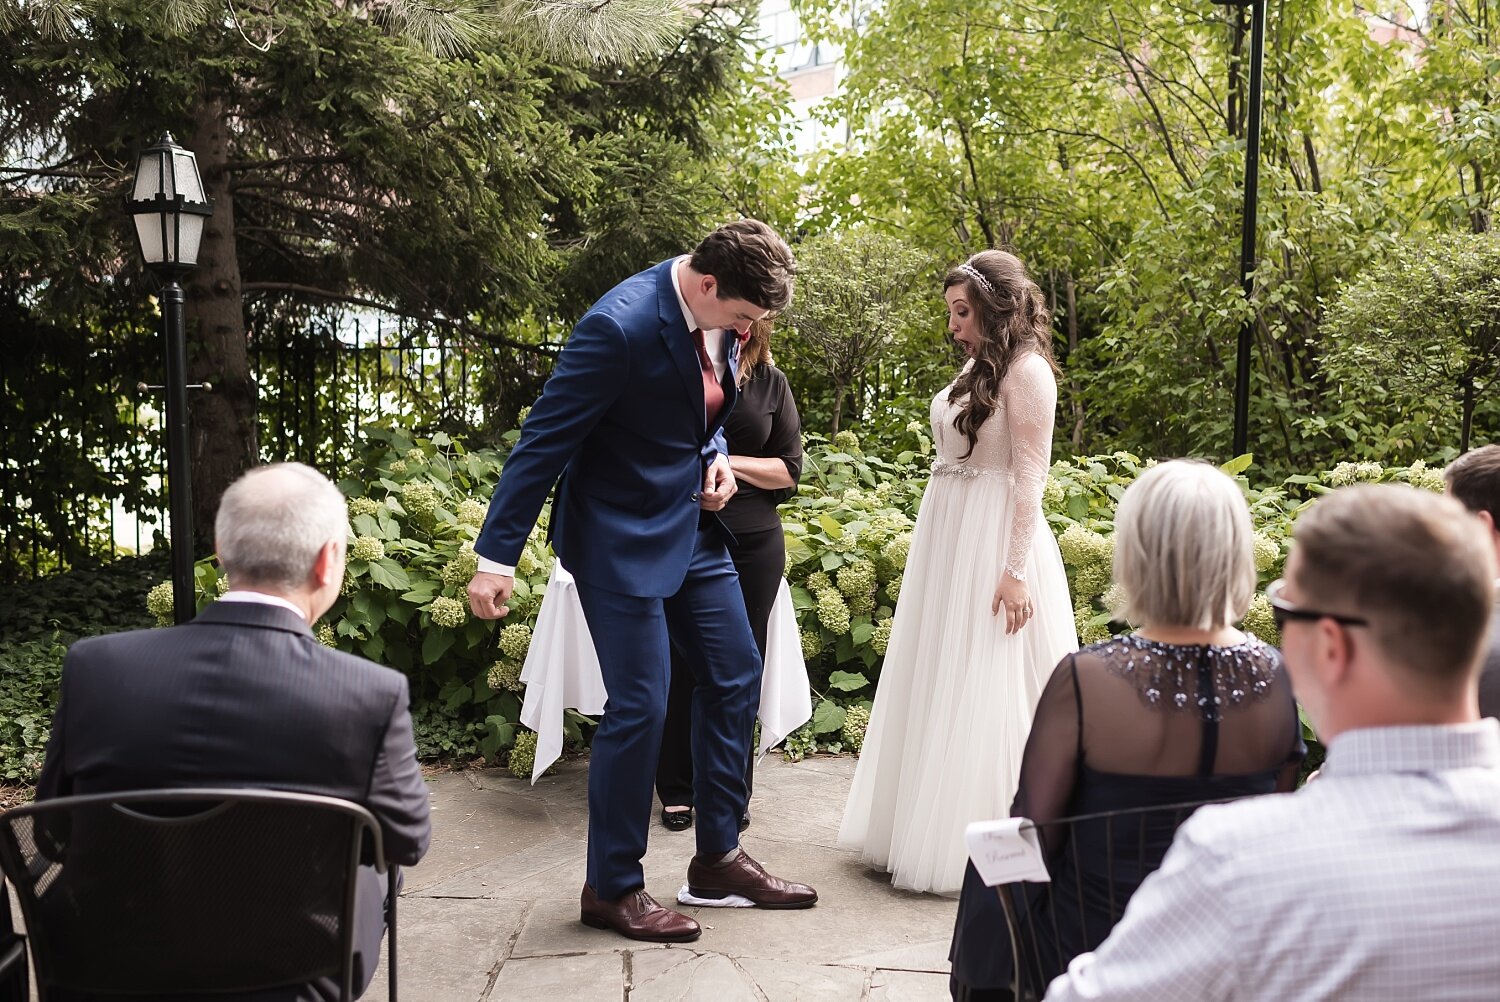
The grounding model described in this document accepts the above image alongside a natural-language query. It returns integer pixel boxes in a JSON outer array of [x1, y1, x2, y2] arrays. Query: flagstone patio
[[370, 754, 959, 1000]]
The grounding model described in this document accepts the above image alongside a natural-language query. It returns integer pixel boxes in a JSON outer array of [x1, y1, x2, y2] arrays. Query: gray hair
[[1111, 460, 1256, 630], [215, 463, 349, 591]]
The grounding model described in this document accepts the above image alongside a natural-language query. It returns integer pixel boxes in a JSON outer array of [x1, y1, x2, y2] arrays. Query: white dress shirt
[[671, 255, 726, 384], [1045, 720, 1500, 1001], [477, 257, 723, 578], [219, 590, 308, 620]]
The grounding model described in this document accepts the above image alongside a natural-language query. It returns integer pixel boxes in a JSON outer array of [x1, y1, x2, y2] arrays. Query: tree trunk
[[1461, 375, 1475, 454], [1472, 163, 1489, 234], [1227, 8, 1246, 137], [1065, 269, 1084, 452], [830, 378, 846, 436], [185, 94, 258, 548]]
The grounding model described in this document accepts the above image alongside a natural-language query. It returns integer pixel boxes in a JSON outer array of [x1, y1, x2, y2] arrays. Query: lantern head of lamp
[[127, 134, 213, 277]]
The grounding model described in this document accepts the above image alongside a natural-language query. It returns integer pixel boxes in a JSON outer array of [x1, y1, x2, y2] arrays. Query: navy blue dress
[[948, 635, 1304, 998]]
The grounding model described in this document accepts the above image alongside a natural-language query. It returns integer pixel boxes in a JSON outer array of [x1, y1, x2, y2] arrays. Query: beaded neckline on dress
[[1091, 632, 1279, 721]]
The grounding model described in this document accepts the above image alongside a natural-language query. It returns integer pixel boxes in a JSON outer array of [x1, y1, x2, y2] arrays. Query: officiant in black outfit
[[657, 317, 803, 833]]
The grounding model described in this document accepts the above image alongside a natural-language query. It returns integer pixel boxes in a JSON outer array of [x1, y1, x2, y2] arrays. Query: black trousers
[[655, 524, 784, 809]]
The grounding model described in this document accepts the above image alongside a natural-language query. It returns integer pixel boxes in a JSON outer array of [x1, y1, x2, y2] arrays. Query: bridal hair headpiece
[[958, 261, 996, 296]]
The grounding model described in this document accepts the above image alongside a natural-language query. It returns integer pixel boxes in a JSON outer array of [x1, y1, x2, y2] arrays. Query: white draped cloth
[[519, 561, 812, 784]]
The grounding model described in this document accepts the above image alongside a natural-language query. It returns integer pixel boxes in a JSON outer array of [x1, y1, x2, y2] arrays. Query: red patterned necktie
[[692, 328, 725, 425]]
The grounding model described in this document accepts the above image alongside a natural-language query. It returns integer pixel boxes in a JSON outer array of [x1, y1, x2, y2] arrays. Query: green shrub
[[137, 424, 1451, 767], [0, 552, 167, 785], [153, 426, 547, 766], [0, 551, 166, 645], [0, 635, 66, 782]]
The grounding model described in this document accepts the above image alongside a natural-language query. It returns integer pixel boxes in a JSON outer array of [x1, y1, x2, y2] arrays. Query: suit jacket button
[[690, 492, 700, 502]]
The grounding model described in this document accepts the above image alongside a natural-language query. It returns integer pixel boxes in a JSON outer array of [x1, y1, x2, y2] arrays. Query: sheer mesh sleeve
[[1010, 655, 1082, 842], [1003, 354, 1058, 581]]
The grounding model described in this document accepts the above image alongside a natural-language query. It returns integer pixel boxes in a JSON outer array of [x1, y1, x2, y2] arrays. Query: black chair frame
[[0, 789, 400, 1002], [0, 878, 26, 1002], [997, 797, 1239, 1001]]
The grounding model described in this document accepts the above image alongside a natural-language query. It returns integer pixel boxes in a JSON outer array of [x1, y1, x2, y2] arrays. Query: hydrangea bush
[[146, 420, 1447, 768], [154, 425, 553, 772]]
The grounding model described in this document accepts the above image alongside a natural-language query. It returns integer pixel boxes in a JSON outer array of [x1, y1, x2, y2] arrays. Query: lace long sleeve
[[1003, 354, 1058, 580]]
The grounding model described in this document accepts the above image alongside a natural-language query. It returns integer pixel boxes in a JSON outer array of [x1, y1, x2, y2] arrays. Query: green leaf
[[439, 679, 471, 710], [816, 514, 844, 538], [811, 698, 847, 734], [850, 622, 875, 646], [384, 641, 413, 671], [1220, 454, 1254, 476], [835, 633, 855, 662], [362, 633, 385, 662], [828, 669, 869, 691], [369, 559, 412, 591], [422, 630, 456, 665]]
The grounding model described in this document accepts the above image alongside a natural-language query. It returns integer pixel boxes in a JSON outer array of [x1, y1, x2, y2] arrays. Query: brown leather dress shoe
[[686, 848, 819, 909], [580, 884, 701, 943]]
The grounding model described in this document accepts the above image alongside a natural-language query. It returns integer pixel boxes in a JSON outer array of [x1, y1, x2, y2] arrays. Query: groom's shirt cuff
[[477, 555, 515, 577]]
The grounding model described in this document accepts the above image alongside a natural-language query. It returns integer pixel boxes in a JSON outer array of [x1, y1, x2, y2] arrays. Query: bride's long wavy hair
[[943, 250, 1059, 459]]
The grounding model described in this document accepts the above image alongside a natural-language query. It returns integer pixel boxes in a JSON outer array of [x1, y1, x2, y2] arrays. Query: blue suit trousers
[[574, 523, 762, 899]]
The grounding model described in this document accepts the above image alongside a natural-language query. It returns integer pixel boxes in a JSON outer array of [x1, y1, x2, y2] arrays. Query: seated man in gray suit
[[1445, 444, 1500, 719], [36, 462, 432, 1000]]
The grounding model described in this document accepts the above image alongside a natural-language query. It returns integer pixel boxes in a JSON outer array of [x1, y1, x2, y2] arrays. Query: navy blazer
[[476, 258, 739, 598]]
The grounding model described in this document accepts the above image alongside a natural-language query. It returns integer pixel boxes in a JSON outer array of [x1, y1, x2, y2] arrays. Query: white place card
[[965, 817, 1051, 886]]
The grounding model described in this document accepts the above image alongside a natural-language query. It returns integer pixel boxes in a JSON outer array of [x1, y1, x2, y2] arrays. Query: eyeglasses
[[1265, 578, 1369, 630]]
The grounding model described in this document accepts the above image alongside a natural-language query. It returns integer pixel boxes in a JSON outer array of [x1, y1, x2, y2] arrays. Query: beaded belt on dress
[[930, 460, 1009, 479]]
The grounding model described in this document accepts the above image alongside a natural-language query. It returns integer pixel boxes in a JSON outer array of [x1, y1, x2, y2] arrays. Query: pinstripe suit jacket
[[35, 599, 431, 1000]]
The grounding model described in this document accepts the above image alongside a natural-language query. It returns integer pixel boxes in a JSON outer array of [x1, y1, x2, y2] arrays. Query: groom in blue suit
[[468, 220, 818, 942]]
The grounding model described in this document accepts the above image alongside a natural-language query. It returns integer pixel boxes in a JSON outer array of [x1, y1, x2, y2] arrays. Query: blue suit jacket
[[476, 258, 739, 598]]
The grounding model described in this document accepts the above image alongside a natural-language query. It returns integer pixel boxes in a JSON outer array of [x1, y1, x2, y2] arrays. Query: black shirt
[[720, 364, 803, 535]]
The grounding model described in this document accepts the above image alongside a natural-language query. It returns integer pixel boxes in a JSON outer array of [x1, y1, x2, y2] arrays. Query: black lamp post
[[1216, 0, 1267, 458], [127, 134, 213, 625]]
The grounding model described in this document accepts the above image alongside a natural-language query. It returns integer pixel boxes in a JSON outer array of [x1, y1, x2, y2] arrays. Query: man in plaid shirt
[[1045, 484, 1500, 1001]]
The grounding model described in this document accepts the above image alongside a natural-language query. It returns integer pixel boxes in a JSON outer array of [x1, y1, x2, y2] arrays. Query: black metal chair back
[[999, 798, 1238, 1001], [0, 789, 391, 1002], [0, 878, 26, 1002]]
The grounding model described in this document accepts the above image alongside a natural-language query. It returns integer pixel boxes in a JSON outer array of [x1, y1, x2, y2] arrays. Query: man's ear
[[1316, 616, 1355, 691], [311, 539, 343, 589]]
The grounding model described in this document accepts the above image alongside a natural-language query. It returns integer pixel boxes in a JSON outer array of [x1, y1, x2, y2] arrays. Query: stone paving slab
[[11, 755, 961, 1001], [402, 755, 959, 999]]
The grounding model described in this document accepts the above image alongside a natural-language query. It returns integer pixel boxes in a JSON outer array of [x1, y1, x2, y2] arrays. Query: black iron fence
[[251, 314, 484, 479], [2, 314, 485, 584]]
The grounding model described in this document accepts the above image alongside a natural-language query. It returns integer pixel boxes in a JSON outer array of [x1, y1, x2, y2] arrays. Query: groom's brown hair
[[690, 219, 796, 312]]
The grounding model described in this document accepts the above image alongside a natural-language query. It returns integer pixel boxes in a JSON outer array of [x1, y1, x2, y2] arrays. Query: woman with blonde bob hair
[[948, 460, 1305, 1001]]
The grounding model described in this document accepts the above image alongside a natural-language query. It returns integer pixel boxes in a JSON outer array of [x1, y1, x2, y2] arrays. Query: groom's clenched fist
[[468, 571, 514, 620]]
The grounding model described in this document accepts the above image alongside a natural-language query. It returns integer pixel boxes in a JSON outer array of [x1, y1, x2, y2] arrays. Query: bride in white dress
[[839, 250, 1078, 894]]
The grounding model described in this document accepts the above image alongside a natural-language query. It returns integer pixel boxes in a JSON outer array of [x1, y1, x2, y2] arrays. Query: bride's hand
[[992, 572, 1032, 635]]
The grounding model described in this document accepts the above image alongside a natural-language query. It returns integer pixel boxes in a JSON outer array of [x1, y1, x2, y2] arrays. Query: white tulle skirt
[[838, 472, 1078, 894]]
